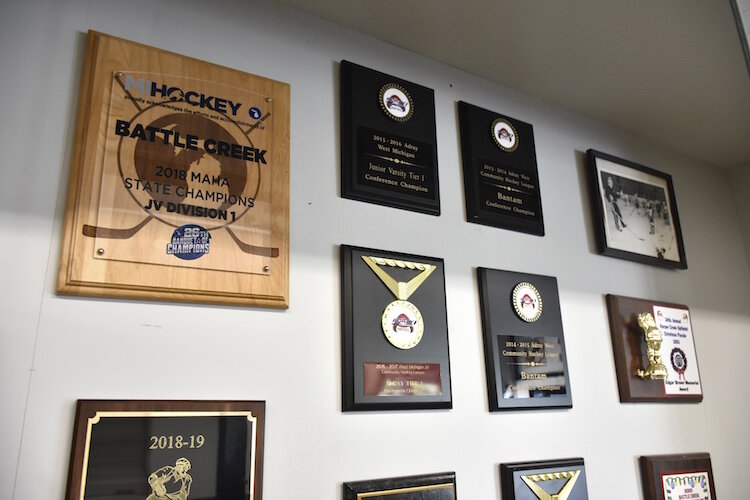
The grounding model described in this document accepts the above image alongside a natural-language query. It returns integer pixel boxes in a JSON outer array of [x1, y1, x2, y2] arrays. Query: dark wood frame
[[501, 457, 587, 499], [65, 399, 265, 500], [586, 149, 687, 269], [606, 294, 703, 403], [640, 453, 715, 500], [341, 244, 452, 411], [344, 472, 456, 499]]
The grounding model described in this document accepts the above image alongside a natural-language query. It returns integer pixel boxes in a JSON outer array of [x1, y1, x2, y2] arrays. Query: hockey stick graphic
[[225, 227, 279, 258], [83, 216, 154, 239]]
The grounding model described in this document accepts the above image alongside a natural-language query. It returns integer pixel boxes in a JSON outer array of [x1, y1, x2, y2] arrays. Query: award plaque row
[[55, 33, 708, 500], [66, 400, 714, 500]]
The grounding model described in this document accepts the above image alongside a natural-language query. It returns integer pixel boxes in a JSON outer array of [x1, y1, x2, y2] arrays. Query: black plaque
[[341, 61, 440, 215], [501, 458, 588, 500], [342, 245, 451, 411], [65, 400, 265, 500], [478, 268, 572, 410], [458, 101, 543, 235], [344, 472, 456, 499]]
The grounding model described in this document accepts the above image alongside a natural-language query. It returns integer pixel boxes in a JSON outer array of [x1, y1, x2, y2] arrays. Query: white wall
[[729, 163, 750, 266], [1, 1, 749, 498]]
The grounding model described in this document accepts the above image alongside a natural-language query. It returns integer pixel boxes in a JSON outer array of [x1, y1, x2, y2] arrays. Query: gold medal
[[362, 256, 436, 349]]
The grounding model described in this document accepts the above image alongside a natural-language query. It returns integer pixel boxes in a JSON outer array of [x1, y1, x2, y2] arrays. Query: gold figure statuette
[[147, 457, 192, 500], [521, 470, 580, 500], [635, 312, 668, 380]]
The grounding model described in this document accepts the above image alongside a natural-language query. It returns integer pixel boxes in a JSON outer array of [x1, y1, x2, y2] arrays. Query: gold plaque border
[[80, 410, 259, 500]]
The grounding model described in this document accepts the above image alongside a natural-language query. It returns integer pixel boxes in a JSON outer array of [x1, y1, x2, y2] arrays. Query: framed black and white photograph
[[587, 150, 687, 269]]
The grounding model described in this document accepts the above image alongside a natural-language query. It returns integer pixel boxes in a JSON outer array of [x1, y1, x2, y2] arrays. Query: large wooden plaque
[[57, 31, 289, 307]]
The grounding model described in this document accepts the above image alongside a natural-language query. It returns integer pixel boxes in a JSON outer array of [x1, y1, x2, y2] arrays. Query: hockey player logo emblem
[[512, 282, 543, 322], [491, 117, 518, 152], [379, 83, 414, 122]]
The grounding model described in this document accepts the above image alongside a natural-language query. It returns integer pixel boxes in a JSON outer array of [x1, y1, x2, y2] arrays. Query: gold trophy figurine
[[635, 312, 668, 380]]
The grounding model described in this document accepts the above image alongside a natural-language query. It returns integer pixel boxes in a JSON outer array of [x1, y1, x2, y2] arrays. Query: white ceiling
[[279, 0, 750, 169]]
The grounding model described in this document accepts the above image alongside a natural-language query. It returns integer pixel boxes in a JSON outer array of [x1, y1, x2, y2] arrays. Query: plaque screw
[[265, 97, 272, 103], [263, 265, 270, 272], [115, 72, 123, 77], [97, 248, 105, 256]]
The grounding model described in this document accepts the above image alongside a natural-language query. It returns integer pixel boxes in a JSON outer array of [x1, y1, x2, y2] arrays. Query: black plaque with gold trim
[[478, 268, 572, 411], [341, 61, 440, 215], [344, 472, 456, 499], [64, 400, 265, 500], [458, 101, 543, 235], [501, 458, 589, 500], [342, 245, 451, 411]]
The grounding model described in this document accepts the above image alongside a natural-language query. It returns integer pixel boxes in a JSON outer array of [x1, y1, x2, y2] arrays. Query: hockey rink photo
[[597, 168, 680, 262]]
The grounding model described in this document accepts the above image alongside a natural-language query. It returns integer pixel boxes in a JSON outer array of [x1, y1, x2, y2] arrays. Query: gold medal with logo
[[362, 256, 436, 349], [512, 281, 542, 322]]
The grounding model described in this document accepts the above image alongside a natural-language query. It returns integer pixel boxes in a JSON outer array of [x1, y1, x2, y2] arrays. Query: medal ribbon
[[361, 256, 436, 301], [520, 470, 580, 500]]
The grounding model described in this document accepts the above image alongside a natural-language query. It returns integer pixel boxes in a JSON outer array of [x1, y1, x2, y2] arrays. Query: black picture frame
[[64, 399, 265, 500], [478, 268, 573, 411], [340, 60, 440, 215], [586, 149, 687, 269], [640, 453, 716, 500], [344, 472, 457, 499], [501, 458, 588, 500], [341, 244, 452, 411], [458, 101, 544, 235]]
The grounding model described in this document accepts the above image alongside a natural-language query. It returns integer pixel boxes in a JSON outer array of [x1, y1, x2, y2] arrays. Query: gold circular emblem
[[512, 282, 542, 322], [379, 84, 414, 122], [381, 300, 424, 349], [491, 118, 518, 152]]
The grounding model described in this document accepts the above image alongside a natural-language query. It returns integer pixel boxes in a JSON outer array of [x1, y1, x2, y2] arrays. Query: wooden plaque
[[640, 453, 716, 500], [57, 31, 289, 307], [606, 294, 703, 403]]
